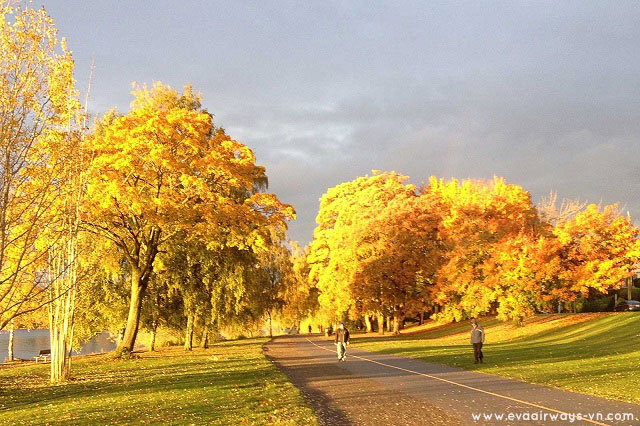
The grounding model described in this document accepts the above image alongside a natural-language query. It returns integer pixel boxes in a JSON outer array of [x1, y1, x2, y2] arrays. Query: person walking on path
[[335, 322, 350, 362], [308, 324, 313, 334], [470, 318, 485, 364]]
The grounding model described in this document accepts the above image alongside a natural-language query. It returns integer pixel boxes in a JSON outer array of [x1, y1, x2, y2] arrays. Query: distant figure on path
[[470, 318, 485, 364], [335, 322, 350, 362], [308, 324, 313, 334]]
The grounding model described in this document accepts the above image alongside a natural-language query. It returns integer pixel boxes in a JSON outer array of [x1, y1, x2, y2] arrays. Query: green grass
[[0, 338, 317, 425], [352, 313, 640, 405]]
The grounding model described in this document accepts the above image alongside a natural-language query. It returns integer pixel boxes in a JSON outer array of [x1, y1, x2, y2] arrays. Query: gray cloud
[[42, 0, 640, 245]]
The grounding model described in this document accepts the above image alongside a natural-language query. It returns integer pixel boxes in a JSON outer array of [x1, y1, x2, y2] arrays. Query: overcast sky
[[42, 1, 640, 245]]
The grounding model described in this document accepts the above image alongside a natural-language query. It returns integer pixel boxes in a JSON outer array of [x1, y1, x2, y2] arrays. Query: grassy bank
[[352, 313, 640, 404], [0, 338, 316, 425]]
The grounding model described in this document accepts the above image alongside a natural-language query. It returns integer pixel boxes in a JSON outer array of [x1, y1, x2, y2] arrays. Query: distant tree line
[[306, 172, 640, 332]]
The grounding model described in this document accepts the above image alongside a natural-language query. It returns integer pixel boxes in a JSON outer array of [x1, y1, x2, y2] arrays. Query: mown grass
[[352, 313, 640, 405], [0, 338, 317, 425]]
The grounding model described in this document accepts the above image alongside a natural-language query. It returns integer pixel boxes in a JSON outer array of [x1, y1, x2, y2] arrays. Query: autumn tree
[[0, 1, 80, 329], [281, 243, 319, 328], [537, 191, 587, 226], [353, 193, 443, 333], [140, 273, 182, 351], [84, 84, 294, 353], [427, 177, 540, 322], [158, 235, 212, 351], [551, 204, 640, 304], [253, 232, 294, 337], [71, 254, 132, 347], [308, 172, 640, 326], [480, 204, 640, 322], [308, 171, 416, 327]]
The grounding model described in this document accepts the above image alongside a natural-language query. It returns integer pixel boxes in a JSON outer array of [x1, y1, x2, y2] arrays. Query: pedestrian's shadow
[[264, 337, 353, 426]]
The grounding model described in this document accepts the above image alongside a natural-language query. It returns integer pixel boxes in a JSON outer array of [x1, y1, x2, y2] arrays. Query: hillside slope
[[353, 313, 640, 404]]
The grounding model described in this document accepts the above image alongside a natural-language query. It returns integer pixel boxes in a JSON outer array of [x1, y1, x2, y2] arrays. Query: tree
[[552, 204, 640, 302], [140, 273, 182, 351], [307, 172, 640, 326], [0, 1, 80, 330], [46, 149, 97, 382], [159, 236, 211, 351], [537, 191, 587, 226], [84, 83, 294, 353], [308, 171, 415, 325], [254, 232, 292, 338], [427, 176, 540, 322], [481, 204, 640, 322], [71, 255, 132, 348], [281, 243, 319, 328], [352, 193, 443, 333]]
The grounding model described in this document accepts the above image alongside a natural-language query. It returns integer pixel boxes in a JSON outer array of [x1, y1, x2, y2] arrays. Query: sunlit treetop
[[84, 82, 295, 269]]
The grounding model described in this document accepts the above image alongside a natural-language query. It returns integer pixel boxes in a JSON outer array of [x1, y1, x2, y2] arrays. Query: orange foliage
[[309, 173, 640, 324]]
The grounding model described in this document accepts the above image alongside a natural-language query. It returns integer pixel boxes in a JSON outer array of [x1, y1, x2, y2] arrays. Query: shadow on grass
[[0, 357, 278, 412]]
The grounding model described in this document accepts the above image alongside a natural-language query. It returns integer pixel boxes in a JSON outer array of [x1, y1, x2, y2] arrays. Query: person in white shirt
[[470, 318, 485, 364]]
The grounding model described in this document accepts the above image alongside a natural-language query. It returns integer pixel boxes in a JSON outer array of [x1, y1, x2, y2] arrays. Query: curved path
[[264, 335, 640, 426]]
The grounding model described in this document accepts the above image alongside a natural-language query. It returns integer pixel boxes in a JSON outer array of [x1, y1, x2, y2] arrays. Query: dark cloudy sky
[[43, 1, 640, 245]]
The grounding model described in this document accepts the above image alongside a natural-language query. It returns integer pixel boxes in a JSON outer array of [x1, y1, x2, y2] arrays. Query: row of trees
[[3, 1, 637, 385], [306, 171, 640, 331], [0, 2, 298, 382]]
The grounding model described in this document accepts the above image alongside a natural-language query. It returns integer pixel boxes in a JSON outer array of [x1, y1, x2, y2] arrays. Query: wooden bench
[[34, 349, 50, 364]]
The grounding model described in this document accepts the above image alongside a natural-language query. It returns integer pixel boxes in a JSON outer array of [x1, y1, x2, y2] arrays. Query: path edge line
[[305, 337, 611, 426]]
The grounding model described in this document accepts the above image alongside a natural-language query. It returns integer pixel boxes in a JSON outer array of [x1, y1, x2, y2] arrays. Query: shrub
[[581, 295, 615, 312]]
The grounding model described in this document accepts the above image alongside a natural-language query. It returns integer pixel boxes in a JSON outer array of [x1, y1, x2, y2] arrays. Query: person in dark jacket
[[470, 318, 485, 364], [334, 322, 350, 361]]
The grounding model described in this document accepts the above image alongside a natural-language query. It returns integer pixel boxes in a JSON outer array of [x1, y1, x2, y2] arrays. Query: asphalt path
[[264, 335, 640, 426]]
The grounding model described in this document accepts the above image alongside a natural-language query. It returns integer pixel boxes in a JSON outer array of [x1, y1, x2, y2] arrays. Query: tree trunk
[[48, 240, 78, 383], [364, 315, 372, 333], [393, 309, 403, 335], [386, 315, 391, 332], [7, 320, 14, 362], [268, 311, 273, 337], [628, 277, 633, 301], [419, 311, 424, 325], [117, 270, 147, 353], [149, 322, 158, 352], [184, 314, 194, 351], [377, 312, 384, 335], [200, 323, 209, 349]]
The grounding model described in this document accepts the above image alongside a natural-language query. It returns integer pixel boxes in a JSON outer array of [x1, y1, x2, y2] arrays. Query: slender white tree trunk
[[364, 315, 372, 333], [377, 312, 384, 335], [200, 323, 209, 349], [149, 321, 158, 352], [7, 319, 14, 361], [48, 232, 78, 383], [184, 315, 193, 351]]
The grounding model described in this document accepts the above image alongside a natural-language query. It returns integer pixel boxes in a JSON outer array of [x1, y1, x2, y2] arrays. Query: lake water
[[0, 329, 117, 363]]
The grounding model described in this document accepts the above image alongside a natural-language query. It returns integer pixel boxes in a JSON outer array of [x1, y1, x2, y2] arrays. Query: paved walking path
[[264, 335, 640, 426]]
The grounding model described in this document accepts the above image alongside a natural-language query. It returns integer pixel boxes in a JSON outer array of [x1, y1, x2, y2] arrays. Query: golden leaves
[[310, 173, 640, 324], [85, 83, 295, 269]]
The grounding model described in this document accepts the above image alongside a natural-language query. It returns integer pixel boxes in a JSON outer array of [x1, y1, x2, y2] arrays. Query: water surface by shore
[[0, 329, 117, 363]]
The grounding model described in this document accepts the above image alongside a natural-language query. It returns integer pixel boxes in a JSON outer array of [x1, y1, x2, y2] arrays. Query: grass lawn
[[0, 338, 316, 425], [351, 313, 640, 405]]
